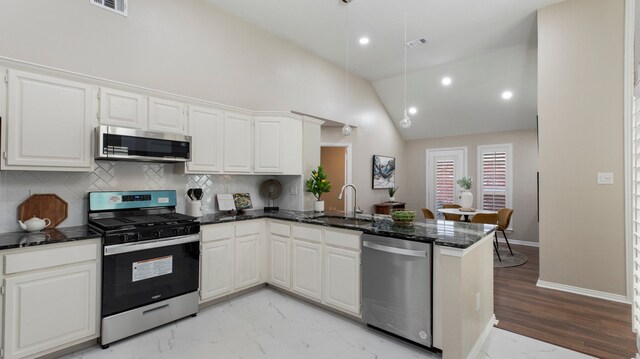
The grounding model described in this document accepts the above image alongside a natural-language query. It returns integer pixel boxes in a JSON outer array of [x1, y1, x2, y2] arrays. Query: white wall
[[404, 129, 539, 243], [538, 0, 626, 297], [0, 0, 403, 223]]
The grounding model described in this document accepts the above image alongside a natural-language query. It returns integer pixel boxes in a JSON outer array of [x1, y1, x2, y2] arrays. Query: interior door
[[426, 148, 467, 214]]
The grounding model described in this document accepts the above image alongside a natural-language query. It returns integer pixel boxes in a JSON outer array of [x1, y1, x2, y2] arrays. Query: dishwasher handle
[[363, 241, 428, 258]]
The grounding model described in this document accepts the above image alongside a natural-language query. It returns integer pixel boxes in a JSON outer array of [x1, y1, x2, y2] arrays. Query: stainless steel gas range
[[88, 190, 200, 349]]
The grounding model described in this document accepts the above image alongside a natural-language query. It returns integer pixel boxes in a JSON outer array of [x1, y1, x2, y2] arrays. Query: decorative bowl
[[391, 210, 416, 225]]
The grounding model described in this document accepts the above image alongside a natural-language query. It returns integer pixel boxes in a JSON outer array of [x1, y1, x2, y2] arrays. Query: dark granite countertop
[[199, 209, 496, 249], [0, 226, 101, 250]]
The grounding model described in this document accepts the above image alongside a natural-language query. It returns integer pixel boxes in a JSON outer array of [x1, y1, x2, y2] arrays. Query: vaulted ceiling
[[204, 0, 563, 139]]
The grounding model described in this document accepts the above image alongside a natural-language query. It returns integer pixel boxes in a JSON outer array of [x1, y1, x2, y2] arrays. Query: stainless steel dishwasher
[[362, 234, 432, 348]]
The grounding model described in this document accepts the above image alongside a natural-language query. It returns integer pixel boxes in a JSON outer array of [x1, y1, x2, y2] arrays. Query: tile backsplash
[[0, 161, 303, 233]]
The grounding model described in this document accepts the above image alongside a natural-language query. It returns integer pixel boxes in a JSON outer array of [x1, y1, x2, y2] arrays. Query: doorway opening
[[426, 147, 467, 215], [320, 144, 352, 213]]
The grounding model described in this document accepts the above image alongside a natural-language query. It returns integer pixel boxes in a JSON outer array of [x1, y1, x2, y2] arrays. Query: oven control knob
[[119, 234, 128, 242], [154, 231, 161, 238], [183, 228, 190, 234], [173, 229, 179, 236]]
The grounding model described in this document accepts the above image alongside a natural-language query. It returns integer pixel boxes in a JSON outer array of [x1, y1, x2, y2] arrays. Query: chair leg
[[494, 232, 502, 262], [502, 230, 513, 255]]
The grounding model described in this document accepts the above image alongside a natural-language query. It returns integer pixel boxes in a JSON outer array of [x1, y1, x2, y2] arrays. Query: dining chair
[[421, 208, 435, 220], [497, 208, 514, 255], [442, 203, 462, 221], [470, 213, 501, 261]]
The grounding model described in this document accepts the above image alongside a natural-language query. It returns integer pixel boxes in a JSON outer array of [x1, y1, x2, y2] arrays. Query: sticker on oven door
[[109, 195, 122, 204], [132, 255, 173, 282]]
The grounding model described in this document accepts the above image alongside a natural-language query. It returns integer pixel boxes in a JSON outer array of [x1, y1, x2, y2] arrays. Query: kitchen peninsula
[[199, 210, 497, 359]]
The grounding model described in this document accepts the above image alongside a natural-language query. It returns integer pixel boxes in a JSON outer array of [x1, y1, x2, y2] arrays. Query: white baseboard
[[536, 279, 631, 304], [496, 237, 539, 247], [466, 314, 498, 359]]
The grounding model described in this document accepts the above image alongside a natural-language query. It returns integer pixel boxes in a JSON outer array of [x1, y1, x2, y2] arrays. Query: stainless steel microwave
[[95, 126, 191, 163]]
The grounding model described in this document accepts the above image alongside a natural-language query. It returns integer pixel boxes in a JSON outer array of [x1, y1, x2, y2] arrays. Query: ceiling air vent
[[91, 0, 128, 17]]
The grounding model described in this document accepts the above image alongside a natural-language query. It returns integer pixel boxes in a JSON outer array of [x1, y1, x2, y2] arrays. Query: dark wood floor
[[494, 244, 637, 358]]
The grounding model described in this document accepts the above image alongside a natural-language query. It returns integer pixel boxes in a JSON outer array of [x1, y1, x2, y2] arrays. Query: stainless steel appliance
[[362, 234, 433, 348], [95, 125, 192, 162], [88, 190, 200, 348]]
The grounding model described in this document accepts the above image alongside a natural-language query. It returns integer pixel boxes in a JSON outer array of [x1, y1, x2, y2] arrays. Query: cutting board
[[18, 194, 68, 228]]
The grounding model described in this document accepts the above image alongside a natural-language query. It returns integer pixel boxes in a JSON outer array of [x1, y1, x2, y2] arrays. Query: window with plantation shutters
[[478, 144, 512, 216], [435, 159, 455, 209]]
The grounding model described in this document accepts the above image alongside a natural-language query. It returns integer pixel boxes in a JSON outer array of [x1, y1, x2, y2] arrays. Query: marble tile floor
[[61, 288, 595, 359]]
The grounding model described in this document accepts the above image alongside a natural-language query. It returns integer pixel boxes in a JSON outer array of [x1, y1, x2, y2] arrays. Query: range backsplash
[[0, 161, 303, 233]]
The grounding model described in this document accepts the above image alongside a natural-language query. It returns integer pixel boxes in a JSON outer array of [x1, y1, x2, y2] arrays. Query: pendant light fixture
[[398, 11, 412, 129], [341, 0, 353, 136]]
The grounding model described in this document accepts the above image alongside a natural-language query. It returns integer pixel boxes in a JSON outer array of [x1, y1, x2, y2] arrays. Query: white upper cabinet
[[185, 105, 224, 173], [3, 69, 94, 171], [254, 117, 282, 173], [223, 112, 253, 173], [148, 97, 185, 134], [282, 117, 302, 175], [98, 87, 146, 129]]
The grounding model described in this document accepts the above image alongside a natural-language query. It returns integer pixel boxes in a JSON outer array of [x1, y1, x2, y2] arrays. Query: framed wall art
[[372, 155, 395, 189]]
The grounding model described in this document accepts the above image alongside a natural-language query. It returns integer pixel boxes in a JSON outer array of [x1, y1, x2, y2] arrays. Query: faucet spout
[[338, 184, 362, 218]]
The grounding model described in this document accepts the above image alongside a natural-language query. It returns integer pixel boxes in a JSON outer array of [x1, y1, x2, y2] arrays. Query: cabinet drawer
[[292, 224, 322, 243], [201, 224, 233, 242], [4, 241, 99, 275], [324, 229, 361, 251], [270, 222, 290, 237], [235, 221, 262, 237]]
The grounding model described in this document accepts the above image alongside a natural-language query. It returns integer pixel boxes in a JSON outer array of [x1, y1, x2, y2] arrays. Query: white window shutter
[[435, 159, 455, 209]]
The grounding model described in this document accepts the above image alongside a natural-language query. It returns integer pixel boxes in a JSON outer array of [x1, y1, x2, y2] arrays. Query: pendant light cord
[[345, 1, 350, 125], [403, 11, 407, 116]]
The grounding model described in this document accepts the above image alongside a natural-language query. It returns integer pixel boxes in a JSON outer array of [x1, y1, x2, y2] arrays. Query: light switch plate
[[597, 172, 614, 185]]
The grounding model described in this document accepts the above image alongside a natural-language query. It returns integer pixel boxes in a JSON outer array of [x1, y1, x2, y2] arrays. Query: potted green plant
[[306, 165, 332, 212], [388, 186, 399, 202], [456, 176, 473, 208]]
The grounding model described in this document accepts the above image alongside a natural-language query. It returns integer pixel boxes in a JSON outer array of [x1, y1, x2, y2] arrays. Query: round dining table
[[437, 208, 497, 222]]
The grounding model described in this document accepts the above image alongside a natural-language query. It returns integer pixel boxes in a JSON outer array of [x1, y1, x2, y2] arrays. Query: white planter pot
[[459, 190, 473, 208], [314, 200, 325, 213], [389, 197, 396, 202]]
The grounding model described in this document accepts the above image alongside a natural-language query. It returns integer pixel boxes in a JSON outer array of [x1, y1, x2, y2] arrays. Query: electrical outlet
[[476, 293, 481, 311], [597, 172, 614, 185], [290, 186, 298, 195]]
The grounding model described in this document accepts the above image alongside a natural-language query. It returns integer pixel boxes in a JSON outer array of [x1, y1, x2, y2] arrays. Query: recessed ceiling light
[[408, 107, 417, 115], [359, 37, 370, 45], [501, 90, 513, 100], [441, 77, 452, 86]]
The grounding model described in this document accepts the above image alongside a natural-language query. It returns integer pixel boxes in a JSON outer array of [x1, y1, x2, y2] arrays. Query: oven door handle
[[104, 234, 200, 256]]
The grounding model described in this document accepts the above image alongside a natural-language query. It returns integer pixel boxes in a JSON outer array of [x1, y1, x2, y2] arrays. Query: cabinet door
[[3, 263, 97, 359], [323, 246, 361, 316], [186, 106, 224, 173], [281, 117, 302, 175], [200, 239, 234, 301], [148, 97, 185, 134], [98, 87, 146, 129], [223, 112, 252, 172], [268, 234, 290, 289], [6, 69, 94, 170], [291, 239, 322, 301], [254, 117, 282, 173], [234, 234, 261, 290]]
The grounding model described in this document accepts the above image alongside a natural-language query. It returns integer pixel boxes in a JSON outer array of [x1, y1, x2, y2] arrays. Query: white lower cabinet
[[199, 221, 265, 303], [323, 246, 361, 316], [234, 233, 261, 290], [268, 234, 290, 289], [200, 238, 234, 301], [291, 239, 323, 302], [1, 240, 100, 359]]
